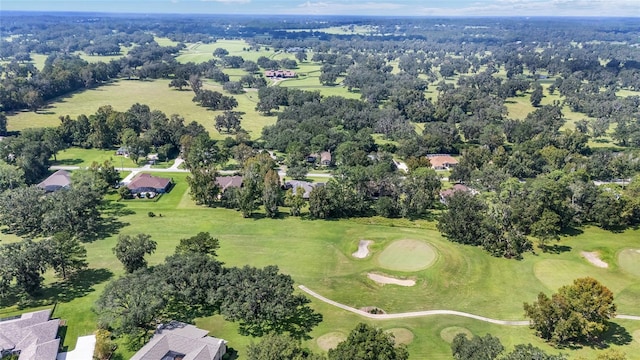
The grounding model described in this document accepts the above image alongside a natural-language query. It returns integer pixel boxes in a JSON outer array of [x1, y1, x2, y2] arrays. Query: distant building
[[131, 321, 226, 360], [283, 180, 324, 199], [439, 184, 477, 204], [0, 309, 60, 360], [37, 170, 71, 192], [127, 173, 172, 194], [264, 70, 296, 78], [307, 151, 332, 166], [427, 154, 458, 170], [215, 175, 243, 193]]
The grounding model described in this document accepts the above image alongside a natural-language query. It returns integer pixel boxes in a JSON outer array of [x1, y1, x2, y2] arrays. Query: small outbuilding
[[126, 173, 172, 194]]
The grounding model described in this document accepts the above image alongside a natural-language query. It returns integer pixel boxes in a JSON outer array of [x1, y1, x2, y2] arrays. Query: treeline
[[96, 232, 322, 349]]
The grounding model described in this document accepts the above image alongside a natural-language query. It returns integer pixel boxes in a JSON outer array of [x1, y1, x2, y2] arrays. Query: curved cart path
[[299, 285, 640, 325]]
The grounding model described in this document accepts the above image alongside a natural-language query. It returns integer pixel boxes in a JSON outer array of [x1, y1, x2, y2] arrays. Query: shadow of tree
[[222, 347, 239, 360], [16, 268, 113, 309], [543, 244, 572, 254], [597, 322, 632, 348]]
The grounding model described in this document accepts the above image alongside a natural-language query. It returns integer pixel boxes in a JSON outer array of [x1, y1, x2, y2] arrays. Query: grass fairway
[[377, 239, 437, 272], [1, 172, 639, 359], [5, 79, 276, 141]]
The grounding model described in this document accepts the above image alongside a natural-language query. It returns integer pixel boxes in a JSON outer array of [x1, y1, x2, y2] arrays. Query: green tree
[[247, 333, 325, 360], [0, 161, 25, 192], [523, 277, 616, 344], [0, 186, 49, 236], [213, 265, 322, 338], [502, 344, 565, 360], [186, 168, 221, 207], [94, 269, 167, 349], [437, 191, 487, 245], [263, 168, 281, 218], [530, 209, 561, 250], [451, 333, 504, 360], [45, 232, 87, 280], [530, 83, 544, 107], [328, 323, 409, 360], [399, 167, 441, 218], [0, 112, 7, 135], [93, 329, 116, 360], [0, 239, 50, 296], [175, 232, 220, 256], [285, 187, 306, 216], [112, 233, 157, 273]]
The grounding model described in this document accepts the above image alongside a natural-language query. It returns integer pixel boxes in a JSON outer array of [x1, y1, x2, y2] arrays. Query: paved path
[[299, 285, 640, 325], [56, 335, 96, 360]]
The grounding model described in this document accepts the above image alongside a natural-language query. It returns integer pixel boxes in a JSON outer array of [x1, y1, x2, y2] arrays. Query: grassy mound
[[317, 332, 346, 351], [440, 326, 473, 343], [377, 239, 437, 272], [618, 249, 640, 278], [385, 328, 414, 345]]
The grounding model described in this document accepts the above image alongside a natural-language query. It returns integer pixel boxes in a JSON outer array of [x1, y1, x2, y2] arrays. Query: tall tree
[[328, 323, 409, 360], [175, 232, 220, 256], [213, 265, 322, 338], [524, 277, 616, 344], [451, 333, 504, 360], [247, 333, 325, 360], [263, 168, 281, 218], [45, 232, 88, 280], [112, 233, 157, 273]]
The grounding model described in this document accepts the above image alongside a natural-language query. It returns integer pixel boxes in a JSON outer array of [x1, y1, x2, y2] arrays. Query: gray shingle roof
[[131, 321, 226, 360], [0, 309, 60, 360], [37, 170, 71, 192]]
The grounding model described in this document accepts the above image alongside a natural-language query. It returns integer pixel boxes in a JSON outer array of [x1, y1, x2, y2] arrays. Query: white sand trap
[[368, 273, 416, 287], [581, 251, 608, 268], [352, 240, 373, 258]]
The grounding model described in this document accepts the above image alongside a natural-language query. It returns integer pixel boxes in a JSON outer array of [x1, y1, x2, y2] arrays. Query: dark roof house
[[264, 70, 296, 78], [131, 321, 226, 360], [439, 184, 477, 204], [37, 170, 71, 192], [283, 180, 323, 199], [0, 309, 60, 360], [215, 176, 243, 192], [127, 173, 172, 194]]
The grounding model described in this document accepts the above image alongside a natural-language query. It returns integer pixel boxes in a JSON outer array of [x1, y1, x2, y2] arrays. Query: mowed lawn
[[2, 170, 639, 358]]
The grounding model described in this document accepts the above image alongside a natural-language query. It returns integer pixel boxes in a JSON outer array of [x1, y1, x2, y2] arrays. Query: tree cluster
[[96, 232, 322, 349]]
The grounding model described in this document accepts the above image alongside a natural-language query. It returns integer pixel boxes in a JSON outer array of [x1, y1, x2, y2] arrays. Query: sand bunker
[[368, 273, 416, 287], [352, 240, 373, 258], [581, 251, 608, 268]]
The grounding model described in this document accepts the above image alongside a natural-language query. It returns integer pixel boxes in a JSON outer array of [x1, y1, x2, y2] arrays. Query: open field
[[2, 169, 639, 358], [5, 79, 277, 141]]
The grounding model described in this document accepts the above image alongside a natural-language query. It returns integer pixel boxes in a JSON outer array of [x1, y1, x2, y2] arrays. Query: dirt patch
[[352, 240, 373, 258], [368, 273, 416, 287], [317, 332, 346, 351], [581, 251, 608, 268], [385, 328, 414, 345]]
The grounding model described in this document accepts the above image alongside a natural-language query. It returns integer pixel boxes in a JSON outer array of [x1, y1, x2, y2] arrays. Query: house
[[319, 151, 332, 166], [0, 309, 60, 360], [264, 70, 296, 78], [131, 321, 226, 360], [215, 175, 243, 193], [127, 173, 172, 194], [427, 154, 459, 170], [115, 146, 130, 156], [37, 170, 71, 192], [283, 180, 323, 199], [439, 184, 476, 204]]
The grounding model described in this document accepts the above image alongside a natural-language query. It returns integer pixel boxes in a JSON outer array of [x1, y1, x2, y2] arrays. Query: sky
[[1, 0, 639, 17]]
